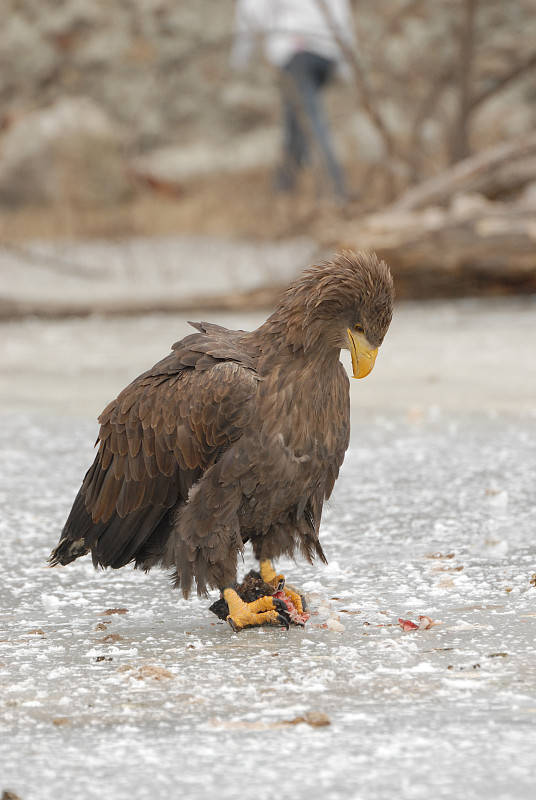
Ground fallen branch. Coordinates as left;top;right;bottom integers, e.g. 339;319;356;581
389;133;536;211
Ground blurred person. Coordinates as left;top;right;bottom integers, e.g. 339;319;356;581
231;0;356;203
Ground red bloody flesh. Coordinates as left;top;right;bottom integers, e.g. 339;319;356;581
274;590;310;625
399;618;419;631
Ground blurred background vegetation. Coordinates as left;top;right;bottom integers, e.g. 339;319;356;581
1;0;535;297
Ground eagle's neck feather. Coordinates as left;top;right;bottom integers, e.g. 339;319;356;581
246;312;339;378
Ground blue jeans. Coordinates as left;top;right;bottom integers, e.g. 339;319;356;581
278;51;347;200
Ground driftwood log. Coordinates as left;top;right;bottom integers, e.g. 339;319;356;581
389;133;536;212
322;136;536;298
325;202;536;298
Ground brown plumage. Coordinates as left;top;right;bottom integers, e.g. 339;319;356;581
50;251;394;614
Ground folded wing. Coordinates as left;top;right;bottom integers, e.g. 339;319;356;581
50;335;259;571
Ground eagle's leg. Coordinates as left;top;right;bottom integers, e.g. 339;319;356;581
223;588;289;632
259;559;306;615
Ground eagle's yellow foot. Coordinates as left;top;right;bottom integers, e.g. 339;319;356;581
223;588;289;633
259;559;307;616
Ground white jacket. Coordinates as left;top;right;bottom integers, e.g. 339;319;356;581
231;0;356;75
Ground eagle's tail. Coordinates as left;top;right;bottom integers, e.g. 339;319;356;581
49;489;91;566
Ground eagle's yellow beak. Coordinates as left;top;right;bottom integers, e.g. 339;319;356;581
347;328;378;379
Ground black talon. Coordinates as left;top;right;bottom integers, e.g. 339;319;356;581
300;595;307;612
273;599;291;627
226;616;240;633
276;613;290;630
277;578;285;591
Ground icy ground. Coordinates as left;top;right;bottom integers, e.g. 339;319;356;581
1;300;536;799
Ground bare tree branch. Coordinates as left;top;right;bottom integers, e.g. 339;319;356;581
314;0;399;197
448;0;479;164
390;131;536;211
471;49;536;111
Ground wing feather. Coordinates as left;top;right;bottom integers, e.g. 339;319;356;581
53;328;260;571
66;349;259;563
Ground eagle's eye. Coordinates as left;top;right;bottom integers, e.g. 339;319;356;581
354;323;364;334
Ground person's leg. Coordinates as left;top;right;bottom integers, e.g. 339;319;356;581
277;59;310;191
288;52;347;201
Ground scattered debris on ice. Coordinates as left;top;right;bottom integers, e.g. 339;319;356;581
211;710;330;730
399;616;442;631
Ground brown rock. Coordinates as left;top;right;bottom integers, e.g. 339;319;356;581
0;97;130;207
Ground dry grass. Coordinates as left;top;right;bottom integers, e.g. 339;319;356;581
0;163;376;244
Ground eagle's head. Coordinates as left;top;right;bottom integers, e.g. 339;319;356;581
277;250;395;379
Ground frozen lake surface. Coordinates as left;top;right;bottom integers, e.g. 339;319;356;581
1;300;536;799
2;413;535;800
